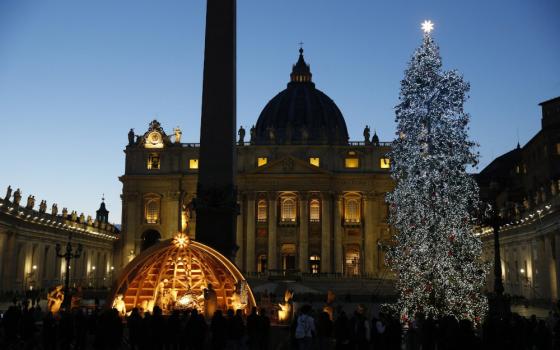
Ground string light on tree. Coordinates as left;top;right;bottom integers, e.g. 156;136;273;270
385;20;488;324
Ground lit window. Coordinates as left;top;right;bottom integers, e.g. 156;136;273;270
147;154;160;170
344;198;360;223
556;143;560;155
309;199;320;222
515;165;520;174
189;159;199;169
145;198;160;224
257;157;268;167
309;255;320;274
345;249;360;276
257;254;267;273
380;157;391;169
309;157;320;167
257;200;267;222
281;198;297;222
345;158;359;168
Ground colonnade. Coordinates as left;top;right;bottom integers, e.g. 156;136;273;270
237;191;386;275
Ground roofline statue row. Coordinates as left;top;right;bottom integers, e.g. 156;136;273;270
1;185;117;235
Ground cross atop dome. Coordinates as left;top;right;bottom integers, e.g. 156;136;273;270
290;46;312;83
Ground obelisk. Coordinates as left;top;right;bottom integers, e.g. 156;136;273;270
195;0;237;260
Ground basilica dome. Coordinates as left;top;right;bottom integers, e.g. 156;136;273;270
254;49;349;145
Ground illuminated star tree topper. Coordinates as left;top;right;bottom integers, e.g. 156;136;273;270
421;20;434;34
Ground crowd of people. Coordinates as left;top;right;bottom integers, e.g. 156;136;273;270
2;297;560;350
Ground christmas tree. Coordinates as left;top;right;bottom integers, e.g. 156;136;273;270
386;21;487;323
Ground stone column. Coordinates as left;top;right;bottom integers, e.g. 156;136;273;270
0;232;16;291
245;193;255;273
554;234;560;302
543;235;554;300
363;192;377;275
320;193;332;273
268;193;278;270
334;193;343;274
187;194;197;239
299;193;309;273
236;193;244;268
163;191;181;240
123;193;139;267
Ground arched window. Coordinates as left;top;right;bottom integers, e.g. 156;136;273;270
145;197;160;224
309;255;320;274
281;198;296;222
257;200;267;222
309;199;320;222
257;254;267;273
344;197;361;223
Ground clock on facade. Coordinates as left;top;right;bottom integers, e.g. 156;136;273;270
145;131;164;149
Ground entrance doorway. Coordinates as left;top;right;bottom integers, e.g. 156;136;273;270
281;244;296;271
345;247;361;276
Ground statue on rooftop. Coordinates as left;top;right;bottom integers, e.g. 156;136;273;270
128;128;135;145
62;207;68;218
250;125;256;145
4;185;12;201
39;200;47;213
79;213;85;223
71;211;78;221
363;125;371;145
52;203;58;216
238;125;245;146
13;189;21;206
26;195;35;210
174;127;182;144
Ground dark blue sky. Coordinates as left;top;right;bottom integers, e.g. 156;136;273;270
1;0;558;223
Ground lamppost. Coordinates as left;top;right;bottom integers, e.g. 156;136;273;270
56;236;83;308
486;201;511;318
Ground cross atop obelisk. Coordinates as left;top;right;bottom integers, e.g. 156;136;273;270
195;0;238;260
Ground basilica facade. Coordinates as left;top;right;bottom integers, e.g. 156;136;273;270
117;50;395;279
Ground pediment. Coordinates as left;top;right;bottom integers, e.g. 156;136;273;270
250;156;331;175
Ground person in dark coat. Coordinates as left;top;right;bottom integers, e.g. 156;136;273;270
246;307;259;350
334;310;352;350
211;310;228;350
151;306;166;350
187;309;208;350
127;308;142;350
316;311;333;350
257;308;271;350
42;311;58;350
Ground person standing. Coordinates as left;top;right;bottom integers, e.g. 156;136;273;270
295;305;315;350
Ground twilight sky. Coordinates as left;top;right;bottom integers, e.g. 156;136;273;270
0;0;558;224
